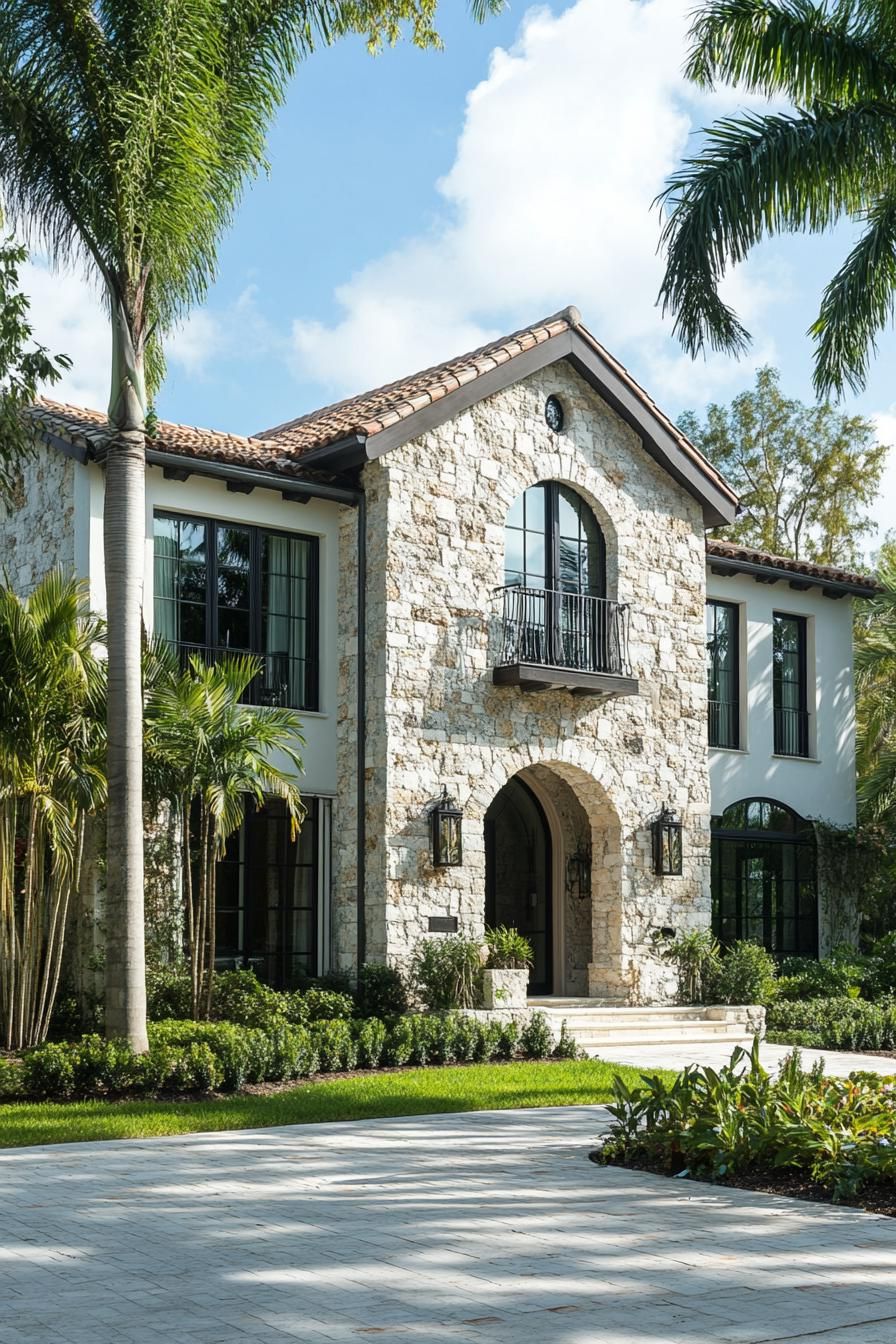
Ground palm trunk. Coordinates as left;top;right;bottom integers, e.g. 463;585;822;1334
103;302;149;1051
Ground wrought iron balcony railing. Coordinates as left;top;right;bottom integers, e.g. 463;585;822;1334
708;698;739;749
495;585;632;678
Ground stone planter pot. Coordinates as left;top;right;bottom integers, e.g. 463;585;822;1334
481;967;529;1010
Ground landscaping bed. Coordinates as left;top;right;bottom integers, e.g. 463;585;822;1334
591;1040;896;1215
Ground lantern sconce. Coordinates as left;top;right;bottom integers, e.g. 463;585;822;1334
651;805;683;877
430;787;463;867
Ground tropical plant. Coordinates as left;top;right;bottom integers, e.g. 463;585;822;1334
485;925;533;970
678;368;886;565
144;652;304;1018
411;935;485;1010
658;0;896;398
0;572;106;1049
0;0;502;1050
712;940;779;1005
0;232;69;497
657;927;721;1004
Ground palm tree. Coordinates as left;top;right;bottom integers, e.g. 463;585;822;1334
657;0;896;398
0;572;106;1050
145;652;304;1018
0;0;502;1049
856;551;896;823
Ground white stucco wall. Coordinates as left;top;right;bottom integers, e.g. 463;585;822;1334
706;569;857;826
79;462;342;797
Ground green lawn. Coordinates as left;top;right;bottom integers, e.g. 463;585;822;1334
0;1058;662;1149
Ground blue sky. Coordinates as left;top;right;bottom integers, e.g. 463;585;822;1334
22;0;896;542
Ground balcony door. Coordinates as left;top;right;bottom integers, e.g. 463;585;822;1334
485;776;552;995
503;482;607;670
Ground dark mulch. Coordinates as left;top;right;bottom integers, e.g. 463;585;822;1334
589;1151;896;1218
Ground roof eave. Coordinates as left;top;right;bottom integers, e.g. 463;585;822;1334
707;552;878;599
295;328;737;526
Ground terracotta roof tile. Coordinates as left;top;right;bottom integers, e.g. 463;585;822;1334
255;306;737;505
707;538;879;593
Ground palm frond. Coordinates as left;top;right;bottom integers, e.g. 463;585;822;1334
686;0;896;103
657;102;896;357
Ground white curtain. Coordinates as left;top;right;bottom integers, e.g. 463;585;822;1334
265;536;308;707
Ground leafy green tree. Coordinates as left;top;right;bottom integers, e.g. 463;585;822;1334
657;0;896;397
0;572;106;1050
144;651;304;1018
0;233;69;497
680;367;888;564
856;541;896;823
0;0;501;1050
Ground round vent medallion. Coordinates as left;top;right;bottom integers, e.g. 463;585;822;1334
545;395;564;433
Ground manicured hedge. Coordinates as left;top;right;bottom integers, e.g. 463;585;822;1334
766;996;896;1051
2;1011;578;1102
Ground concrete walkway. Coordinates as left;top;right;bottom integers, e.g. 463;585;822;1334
594;1038;896;1079
3;1106;896;1344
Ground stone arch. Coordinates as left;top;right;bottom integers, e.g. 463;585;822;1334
475;755;625;999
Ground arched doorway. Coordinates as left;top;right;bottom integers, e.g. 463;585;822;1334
484;776;552;995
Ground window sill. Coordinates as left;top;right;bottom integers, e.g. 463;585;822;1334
771;753;820;764
709;745;748;756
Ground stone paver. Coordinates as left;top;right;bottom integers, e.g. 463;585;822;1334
2;1106;896;1343
595;1039;895;1079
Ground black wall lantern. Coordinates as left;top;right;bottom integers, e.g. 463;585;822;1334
431;788;463;867
651;805;683;876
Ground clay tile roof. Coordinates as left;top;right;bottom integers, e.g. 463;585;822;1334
255;305;737;505
28;398;320;478
706;538;880;594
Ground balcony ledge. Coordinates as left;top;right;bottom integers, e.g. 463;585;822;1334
493;662;640;697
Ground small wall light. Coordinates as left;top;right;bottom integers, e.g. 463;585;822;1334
430;787;463;867
651;805;683;877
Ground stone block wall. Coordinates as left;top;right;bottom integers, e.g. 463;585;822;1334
0;438;77;590
353;359;713;1003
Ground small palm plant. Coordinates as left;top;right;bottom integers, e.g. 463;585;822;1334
145;651;304;1018
0;572;106;1049
485;925;534;970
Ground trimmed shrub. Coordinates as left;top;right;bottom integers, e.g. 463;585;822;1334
149;1021;271;1090
777;954;863;1001
0;1055;24;1099
767;996;896;1051
382;1017;414;1067
355;1018;387;1069
472;1020;504;1063
286;988;355;1025
211;971;286;1030
355;964;409;1019
21;1042;77;1098
553;1021;581;1060
710;941;778;1006
146;964;193;1021
451;1015;481;1063
495;1019;519;1061
311;1019;357;1072
520;1012;554;1059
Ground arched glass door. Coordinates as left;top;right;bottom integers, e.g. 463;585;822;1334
484;776;552;995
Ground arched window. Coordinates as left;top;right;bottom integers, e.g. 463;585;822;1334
501;483;616;674
711;798;817;958
504;482;605;597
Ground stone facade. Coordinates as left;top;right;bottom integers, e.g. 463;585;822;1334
0;438;77;590
354;360;713;1004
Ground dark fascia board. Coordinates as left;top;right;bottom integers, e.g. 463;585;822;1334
708;552;876;599
293;330;737;527
35;426;362;508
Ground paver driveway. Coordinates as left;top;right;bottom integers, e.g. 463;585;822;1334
3;1105;896;1344
594;1040;894;1079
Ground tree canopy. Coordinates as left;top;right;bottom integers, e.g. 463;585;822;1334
679;366;888;564
657;0;896;397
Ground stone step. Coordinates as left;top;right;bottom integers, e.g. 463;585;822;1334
573;1030;754;1048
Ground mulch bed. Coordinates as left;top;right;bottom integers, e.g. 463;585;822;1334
589;1151;896;1218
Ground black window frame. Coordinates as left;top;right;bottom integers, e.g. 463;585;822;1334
153;510;320;712
706;599;740;749
711;797;818;959
504;481;606;598
773;612;809;758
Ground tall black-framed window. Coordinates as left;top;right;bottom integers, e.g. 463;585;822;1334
214;797;321;987
773;613;809;757
711;798;818;958
153;512;319;711
504;482;605;596
706;600;739;748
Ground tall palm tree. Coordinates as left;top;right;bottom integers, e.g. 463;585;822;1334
0;0;502;1049
0;572;106;1050
145;652;304;1017
657;0;896;398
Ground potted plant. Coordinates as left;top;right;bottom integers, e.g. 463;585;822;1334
481;926;533;1009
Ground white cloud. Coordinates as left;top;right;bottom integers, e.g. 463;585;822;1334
19;260;108;410
290;0;780;400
